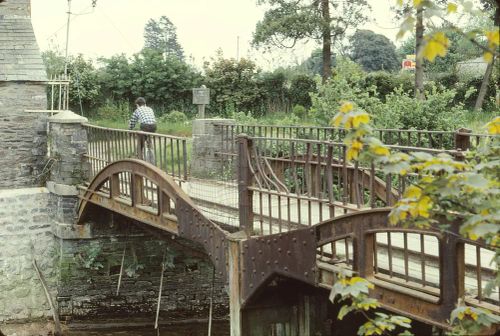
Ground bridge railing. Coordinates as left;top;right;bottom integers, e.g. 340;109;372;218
236;134;467;236
83;124;189;183
315;209;499;328
217;123;493;154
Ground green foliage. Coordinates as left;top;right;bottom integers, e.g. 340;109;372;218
99;49;201;115
259;68;288;113
76;242;104;271
231;111;258;124
364;71;414;100
289;74;317;108
203;53;264;116
310;57;380;125
311;57;468;131
297;48;336;76
449;302;500;335
144;16;184;60
329;273;413;336
292;104;307;119
253;0;371;80
96;100;130;121
370;86;468;131
41;51;101;114
159;110;188;123
349;30;400;72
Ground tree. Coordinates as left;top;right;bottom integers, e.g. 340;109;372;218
98;54;133;102
203;52;264;116
42;51;101;114
98;49;201;114
349;30;400;72
253;0;370;81
298;48;336;76
475;0;500;111
144;16;184;60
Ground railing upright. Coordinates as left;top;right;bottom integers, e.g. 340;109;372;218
237;134;254;237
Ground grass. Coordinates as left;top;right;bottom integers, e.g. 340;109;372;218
90;118;193;137
462;109;499;133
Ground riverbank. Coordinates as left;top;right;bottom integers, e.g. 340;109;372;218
1;318;229;336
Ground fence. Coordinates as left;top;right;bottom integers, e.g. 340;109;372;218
235;134;467;236
217;124;494;154
84;124;189;183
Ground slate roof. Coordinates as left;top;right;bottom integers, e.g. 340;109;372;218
0;0;47;81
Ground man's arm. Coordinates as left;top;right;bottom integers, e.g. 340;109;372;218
128;110;139;130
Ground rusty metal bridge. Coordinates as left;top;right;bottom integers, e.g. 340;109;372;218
77;123;498;335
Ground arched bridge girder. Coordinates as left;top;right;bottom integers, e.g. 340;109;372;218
77;159;228;278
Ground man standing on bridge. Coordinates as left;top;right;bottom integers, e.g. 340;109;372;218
129;97;157;162
129;97;157;133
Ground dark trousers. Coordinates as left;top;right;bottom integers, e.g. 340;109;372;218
137;123;157;160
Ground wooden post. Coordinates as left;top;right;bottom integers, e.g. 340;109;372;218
353;222;374;278
440;230;465;320
454;128;471;151
237;134;253;237
228;239;243;336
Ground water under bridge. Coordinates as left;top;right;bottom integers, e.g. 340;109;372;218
76;123;498;335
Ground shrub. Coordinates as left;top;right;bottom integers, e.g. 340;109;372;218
231;111;257;124
292;104;308;119
370;86;467;131
159;110;188;123
96;100;130;121
289;74;317;108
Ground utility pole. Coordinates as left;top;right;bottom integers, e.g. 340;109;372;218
64;0;72;76
236;36;240;61
63;0;98;76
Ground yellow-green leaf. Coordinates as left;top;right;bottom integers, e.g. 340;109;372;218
447;3;458;13
421;32;449;62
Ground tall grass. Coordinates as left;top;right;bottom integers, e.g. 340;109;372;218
89;118;192;137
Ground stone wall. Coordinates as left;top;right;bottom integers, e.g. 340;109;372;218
56;220;229;321
191;119;235;178
0;82;48;189
0;189;229;323
0;187;56;322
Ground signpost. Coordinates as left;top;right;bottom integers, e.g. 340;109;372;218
193;85;210;118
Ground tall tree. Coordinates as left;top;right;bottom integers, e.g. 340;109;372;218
144;16;184;60
475;0;500;111
349;30;400;72
253;0;370;81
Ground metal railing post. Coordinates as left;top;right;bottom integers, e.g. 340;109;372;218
237;134;254;237
454;128;471;151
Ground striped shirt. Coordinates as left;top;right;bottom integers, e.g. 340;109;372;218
129;106;156;130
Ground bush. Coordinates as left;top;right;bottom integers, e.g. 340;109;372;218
310;58;380;125
371;86;467;131
289;74;317;108
96;100;130;121
364;71;414;101
159;110;188;123
292;104;308;119
231;111;257;124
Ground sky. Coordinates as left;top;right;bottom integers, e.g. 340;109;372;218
31;0;401;70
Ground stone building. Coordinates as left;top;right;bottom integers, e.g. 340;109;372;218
0;0;48;189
